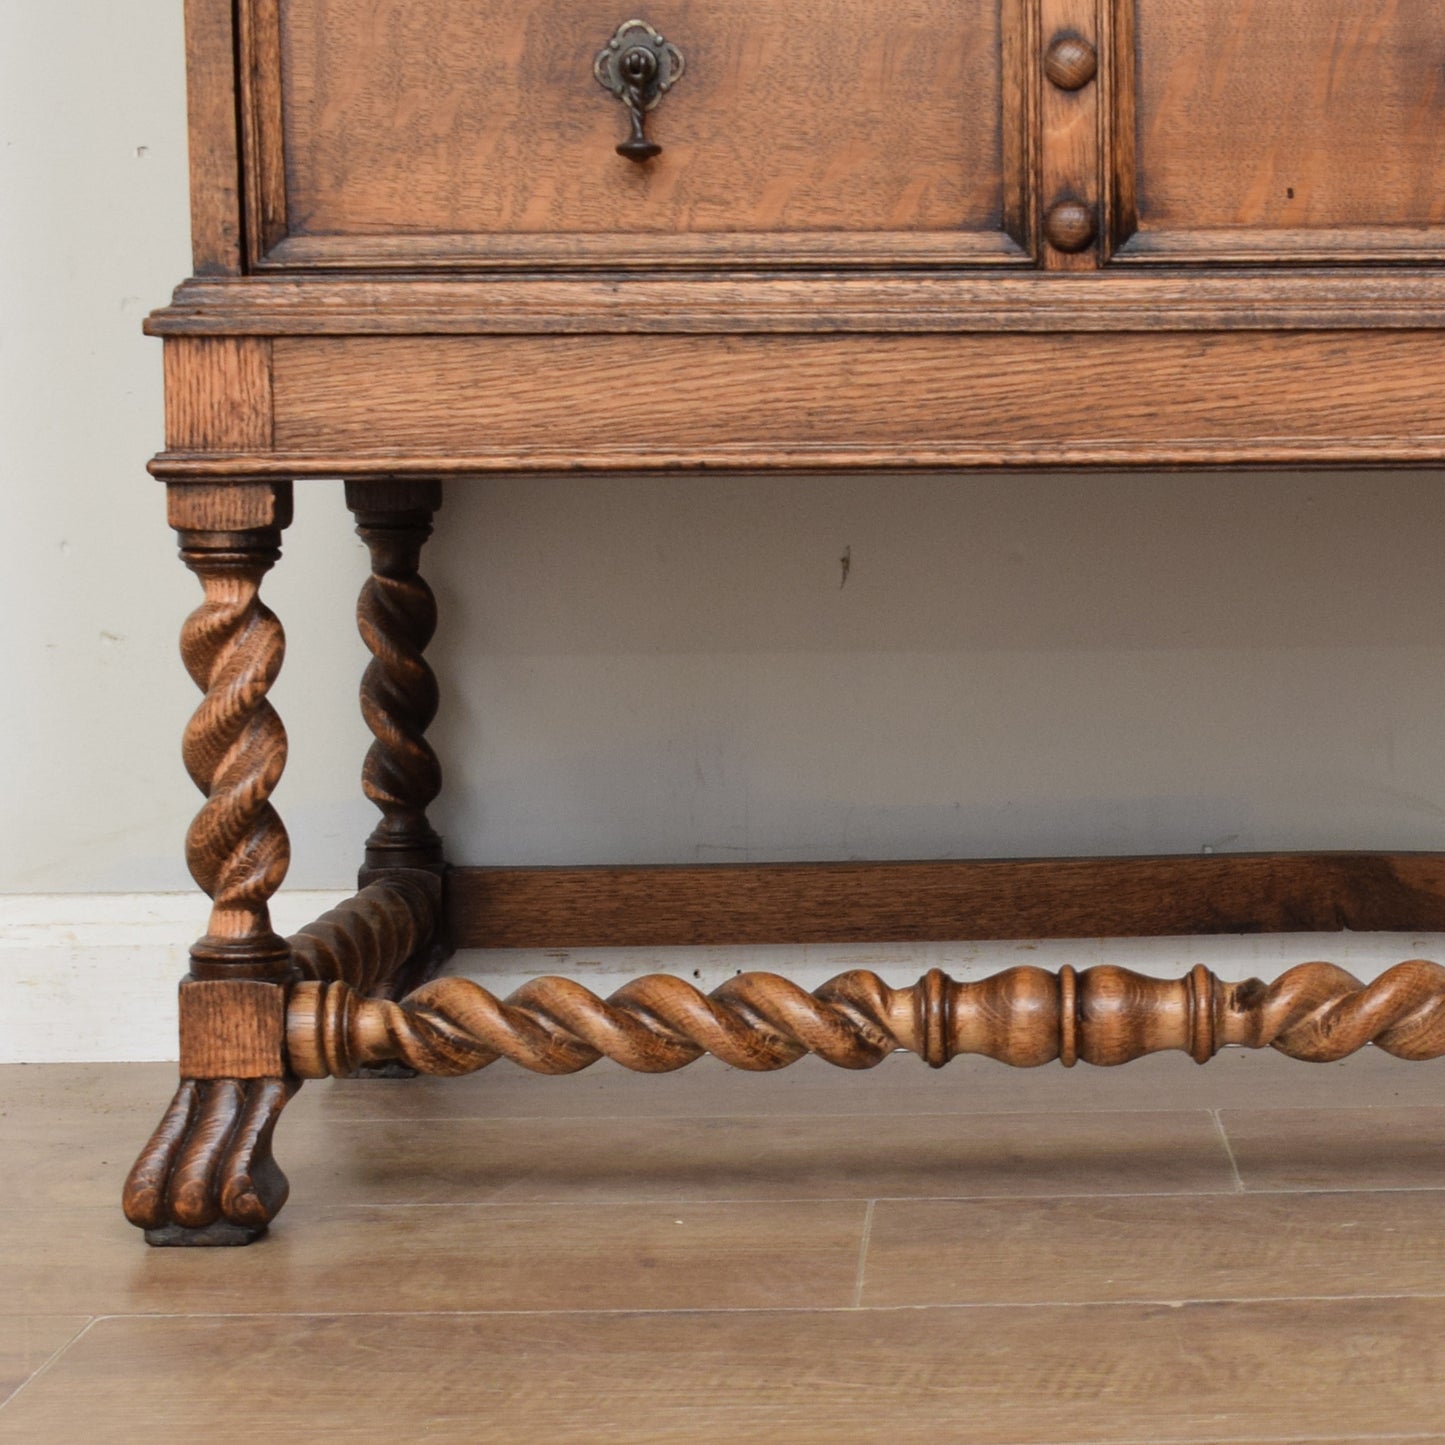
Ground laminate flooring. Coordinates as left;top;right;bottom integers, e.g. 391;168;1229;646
3;1047;1444;1443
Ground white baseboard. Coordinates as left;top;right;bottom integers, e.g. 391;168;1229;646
0;892;348;1063
4;891;1444;1064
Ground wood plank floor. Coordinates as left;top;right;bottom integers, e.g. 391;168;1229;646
3;1048;1445;1442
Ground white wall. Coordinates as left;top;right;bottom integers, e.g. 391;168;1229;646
5;3;1445;1059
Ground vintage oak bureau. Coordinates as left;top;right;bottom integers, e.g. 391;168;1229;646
126;0;1445;1243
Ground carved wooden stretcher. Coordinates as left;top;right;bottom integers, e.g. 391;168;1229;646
125;0;1445;1243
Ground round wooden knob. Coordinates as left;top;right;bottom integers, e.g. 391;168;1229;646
1044;35;1098;91
1044;200;1097;253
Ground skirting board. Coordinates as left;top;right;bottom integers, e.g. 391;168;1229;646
4;891;1445;1063
0;892;347;1064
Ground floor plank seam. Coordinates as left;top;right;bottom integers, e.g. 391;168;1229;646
280;1099;1445;1125
16;1179;1445;1225
273;1183;1445;1209
82;1290;1445;1324
996;1433;1445;1445
0;1318;97;1416
850;1199;875;1308
957;1434;1445;1445
38;1100;1445;1128
17;1182;1445;1222
1211;1107;1247;1192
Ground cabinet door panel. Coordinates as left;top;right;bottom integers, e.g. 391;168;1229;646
248;0;1031;270
1118;0;1445;263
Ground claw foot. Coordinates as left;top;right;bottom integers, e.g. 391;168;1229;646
123;1076;295;1246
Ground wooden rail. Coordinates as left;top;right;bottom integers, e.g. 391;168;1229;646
446;853;1445;949
287;959;1445;1079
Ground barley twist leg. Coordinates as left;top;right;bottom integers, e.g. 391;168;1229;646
126;482;298;1246
346;479;444;873
176;511;293;977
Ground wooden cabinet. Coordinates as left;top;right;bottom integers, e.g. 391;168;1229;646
124;0;1445;1246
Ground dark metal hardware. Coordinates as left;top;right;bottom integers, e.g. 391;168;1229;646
594;19;685;163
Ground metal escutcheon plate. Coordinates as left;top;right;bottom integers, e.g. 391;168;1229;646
594;19;685;110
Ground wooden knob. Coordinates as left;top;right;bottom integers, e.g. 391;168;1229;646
1044;200;1097;253
1044;35;1098;91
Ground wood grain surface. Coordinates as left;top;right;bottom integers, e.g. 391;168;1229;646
1126;0;1445;260
181;0;1445;272
163;339;272;452
272;1108;1235;1207
258;0;1021;268
863;1190;1445;1307
269;330;1445;462
1039;0;1099;269
237;0;286;260
17;1057;1445;1438
176;979;287;1079
164;480;291;535
182;0;244;274
146;271;1445;336
0;1318;88;1413
1221;1105;1445;1194
8;1300;1445;1443
447;853;1445;948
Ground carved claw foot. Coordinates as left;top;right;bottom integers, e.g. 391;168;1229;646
123;1076;295;1246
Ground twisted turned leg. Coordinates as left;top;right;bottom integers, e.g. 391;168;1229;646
124;482;298;1246
288;875;440;995
345;478;445;877
287;959;1445;1078
344;480;450;1017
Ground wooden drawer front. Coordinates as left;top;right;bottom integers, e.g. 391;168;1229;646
247;0;1030;269
1117;0;1445;263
